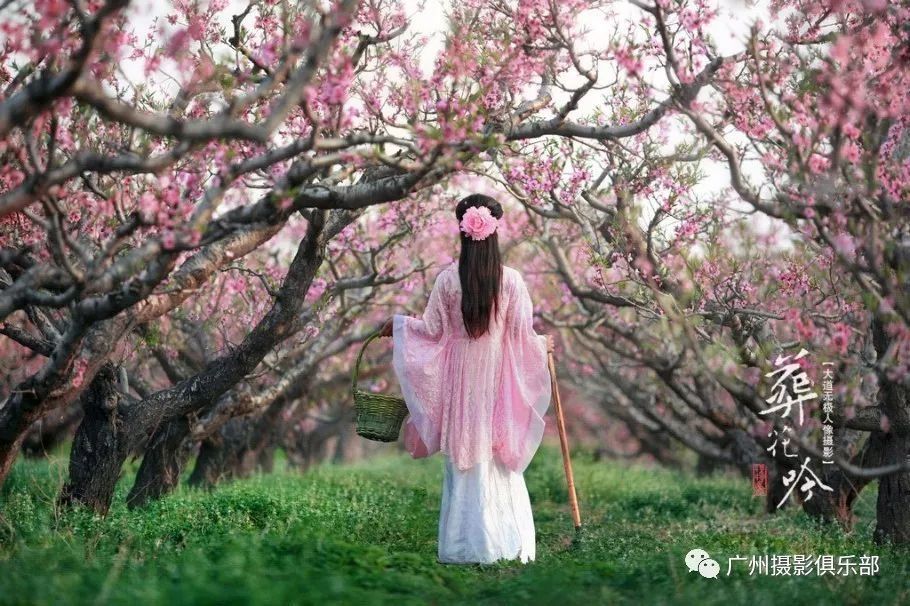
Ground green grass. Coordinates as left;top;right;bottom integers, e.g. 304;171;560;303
1;443;907;605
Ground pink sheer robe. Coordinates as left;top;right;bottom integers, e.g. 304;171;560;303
391;262;551;474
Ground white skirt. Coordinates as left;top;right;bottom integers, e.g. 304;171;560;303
437;455;536;564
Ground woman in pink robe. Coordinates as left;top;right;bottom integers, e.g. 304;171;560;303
379;194;553;565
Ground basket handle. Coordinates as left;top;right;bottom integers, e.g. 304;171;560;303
351;329;384;394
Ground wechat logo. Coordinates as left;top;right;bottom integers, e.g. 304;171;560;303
685;548;720;579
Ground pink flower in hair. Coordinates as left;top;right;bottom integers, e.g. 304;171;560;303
459;205;498;241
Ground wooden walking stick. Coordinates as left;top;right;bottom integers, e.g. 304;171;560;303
548;350;582;531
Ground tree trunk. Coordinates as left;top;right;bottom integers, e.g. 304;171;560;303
21;404;83;458
126;416;192;509
624;421;683;469
186;401;289;487
766;460;796;513
801;431;883;529
187;419;250;488
695;453;721;476
0;392;48;488
58;364;130;514
186;437;226;489
52;212;333;509
256;446;275;474
873;428;910;544
726;429;765;477
283;410;347;470
235;399;287;475
870;315;910;545
800;469;866;528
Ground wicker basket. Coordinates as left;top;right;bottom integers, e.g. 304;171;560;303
351;330;409;442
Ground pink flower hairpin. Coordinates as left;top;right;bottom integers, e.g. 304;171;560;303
459;206;499;241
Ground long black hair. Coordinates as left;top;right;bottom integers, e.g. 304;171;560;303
455;194;503;339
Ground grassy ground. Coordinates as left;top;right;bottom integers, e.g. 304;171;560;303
1;443;907;606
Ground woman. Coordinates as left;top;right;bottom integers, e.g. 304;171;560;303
379;193;554;565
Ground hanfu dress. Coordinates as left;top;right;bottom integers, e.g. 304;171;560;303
392;262;551;564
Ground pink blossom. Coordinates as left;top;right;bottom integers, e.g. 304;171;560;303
70;359;88;389
861;0;887;12
831;322;851;356
614;48;643;76
459;206;498;241
880;414;891;433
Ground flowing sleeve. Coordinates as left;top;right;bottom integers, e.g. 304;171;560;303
494;271;552;473
392;271;449;459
